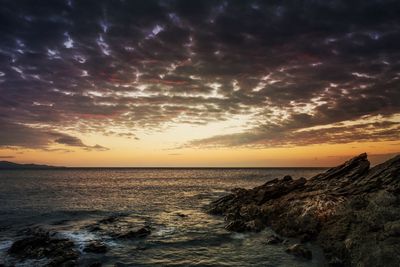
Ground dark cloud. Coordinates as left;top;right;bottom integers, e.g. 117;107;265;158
0;119;107;151
0;0;399;149
52;133;109;151
188;120;400;148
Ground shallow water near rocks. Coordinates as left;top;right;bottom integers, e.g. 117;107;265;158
0;168;326;266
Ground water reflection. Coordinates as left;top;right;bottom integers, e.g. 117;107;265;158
0;168;326;266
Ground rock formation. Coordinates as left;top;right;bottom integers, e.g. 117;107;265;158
7;228;79;266
207;153;400;266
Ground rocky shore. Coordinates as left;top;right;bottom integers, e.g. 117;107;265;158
207;153;400;266
2;216;153;267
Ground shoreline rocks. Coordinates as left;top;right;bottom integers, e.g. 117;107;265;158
207;153;400;266
5;214;153;266
115;226;152;239
7;228;79;266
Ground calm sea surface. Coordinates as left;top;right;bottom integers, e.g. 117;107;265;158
0;168;326;266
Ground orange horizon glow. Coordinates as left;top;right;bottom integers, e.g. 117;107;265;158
2;140;399;168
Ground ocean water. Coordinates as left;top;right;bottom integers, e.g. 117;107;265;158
0;168;326;266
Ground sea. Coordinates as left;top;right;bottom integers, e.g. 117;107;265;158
0;168;327;267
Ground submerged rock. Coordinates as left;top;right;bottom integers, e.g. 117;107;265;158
175;212;188;218
98;215;119;224
116;226;151;239
265;234;284;245
286;244;313;260
86;224;102;233
207;153;400;266
136;241;148;250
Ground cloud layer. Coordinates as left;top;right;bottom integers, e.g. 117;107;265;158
0;0;399;150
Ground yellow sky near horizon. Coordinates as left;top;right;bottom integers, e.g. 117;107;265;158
2;112;399;167
2;139;399;167
1;112;399;167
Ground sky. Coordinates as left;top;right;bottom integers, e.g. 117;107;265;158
0;0;399;167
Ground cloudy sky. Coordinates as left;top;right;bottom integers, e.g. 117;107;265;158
0;0;399;166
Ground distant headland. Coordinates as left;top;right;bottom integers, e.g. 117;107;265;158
0;161;65;170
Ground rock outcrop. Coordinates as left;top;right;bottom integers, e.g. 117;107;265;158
207;153;400;266
8;228;79;266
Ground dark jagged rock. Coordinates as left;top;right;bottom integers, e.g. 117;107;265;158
8;228;78;266
286;244;313;260
86;224;102;232
175;212;188;218
116;226;151;239
207;153;400;266
83;241;108;253
225;220;247;232
265;234;284;245
98;215;119;224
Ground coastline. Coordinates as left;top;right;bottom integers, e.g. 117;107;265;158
207;153;400;266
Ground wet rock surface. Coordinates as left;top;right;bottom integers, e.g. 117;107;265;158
286;244;313;260
265;234;284;245
7;228;79;266
83;241;108;254
115;226;152;239
4;213;154;266
207;153;400;266
84;213;153;241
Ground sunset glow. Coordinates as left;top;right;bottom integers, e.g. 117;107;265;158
0;1;399;167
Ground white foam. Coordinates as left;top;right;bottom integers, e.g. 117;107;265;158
15;258;49;267
231;233;248;240
59;230;97;251
153;226;176;237
211;189;227;193
0;240;12;251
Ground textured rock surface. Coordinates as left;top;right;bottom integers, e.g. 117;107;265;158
114;226;152;239
207;153;400;266
83;241;108;254
8;228;79;266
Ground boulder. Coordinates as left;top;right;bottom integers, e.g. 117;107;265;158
83;241;108;253
175;212;188;218
116;226;151;239
265;234;284;245
282;175;293;182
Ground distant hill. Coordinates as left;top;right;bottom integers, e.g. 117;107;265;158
0;161;65;170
